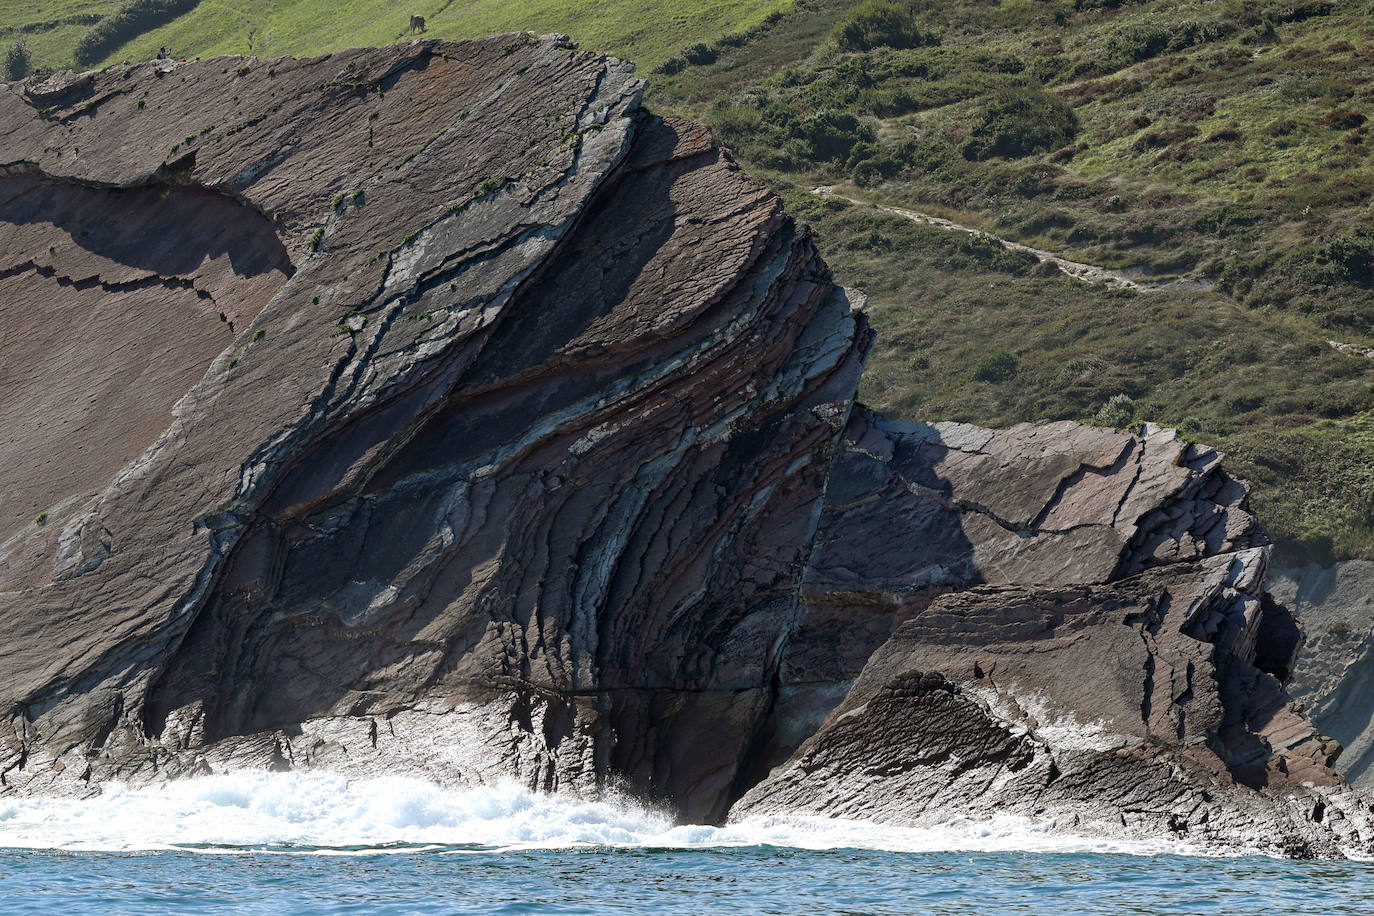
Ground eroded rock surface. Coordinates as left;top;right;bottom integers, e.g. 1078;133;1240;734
0;39;1369;854
0;38;868;822
735;411;1374;856
1274;561;1374;787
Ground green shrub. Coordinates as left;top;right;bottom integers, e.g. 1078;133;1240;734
834;1;934;52
961;88;1078;160
3;39;31;82
797;109;874;162
1106;23;1170;63
973;349;1019;382
1296;228;1374;289
1168;19;1224;52
682;42;717;65
852;153;904;186
1094;393;1136;428
74;0;201;67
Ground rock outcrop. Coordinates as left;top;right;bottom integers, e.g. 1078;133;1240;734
0;37;869;823
1274;561;1374;788
1;38;1370;854
734;411;1373;856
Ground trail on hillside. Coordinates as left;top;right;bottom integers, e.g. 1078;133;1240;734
811;186;1215;293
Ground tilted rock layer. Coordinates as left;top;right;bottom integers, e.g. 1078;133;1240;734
1273;561;1374;788
0;38;1370;854
737;412;1372;855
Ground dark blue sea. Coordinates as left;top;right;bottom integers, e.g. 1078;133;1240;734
3;773;1371;914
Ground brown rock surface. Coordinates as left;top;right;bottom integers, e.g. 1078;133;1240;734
736;409;1373;855
0;39;1368;854
0;38;868;822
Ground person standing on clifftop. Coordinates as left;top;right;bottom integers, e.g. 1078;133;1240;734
156;47;168;60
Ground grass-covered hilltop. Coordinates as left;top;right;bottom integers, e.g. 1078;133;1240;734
3;0;1372;561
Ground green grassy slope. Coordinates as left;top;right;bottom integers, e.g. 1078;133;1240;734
2;0;1371;559
3;0;790;73
1;0;111;74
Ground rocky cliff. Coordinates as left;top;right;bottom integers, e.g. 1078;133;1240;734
1;37;1370;855
735;412;1372;855
1274;561;1374;789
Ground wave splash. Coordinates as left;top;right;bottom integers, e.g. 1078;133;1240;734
0;771;1191;855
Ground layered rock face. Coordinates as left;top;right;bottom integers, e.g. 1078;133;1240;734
734;411;1374;855
1273;561;1374;788
0;37;868;822
0;38;1370;853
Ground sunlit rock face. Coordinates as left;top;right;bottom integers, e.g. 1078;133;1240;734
737;414;1372;857
1;37;1371;855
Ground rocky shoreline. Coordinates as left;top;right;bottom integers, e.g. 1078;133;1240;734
2;37;1371;856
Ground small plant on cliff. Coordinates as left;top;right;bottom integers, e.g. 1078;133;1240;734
973;349;1019;382
308;227;323;252
3;39;31;82
1094;394;1137;429
34;512;48;525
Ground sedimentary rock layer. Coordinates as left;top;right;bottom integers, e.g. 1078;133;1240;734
1274;561;1374;787
735;411;1374;856
0;38;868;822
0;38;1369;854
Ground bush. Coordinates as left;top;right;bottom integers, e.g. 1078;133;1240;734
852;153;904;186
796;109;874;162
74;0;201;67
1297;228;1374;289
3;39;31;82
973;349;1019;382
834;1;934;52
1106;23;1171;63
1094;394;1137;428
1320;109;1368;130
682;42;717;66
961;88;1078;160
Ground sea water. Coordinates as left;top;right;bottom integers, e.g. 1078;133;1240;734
2;772;1371;914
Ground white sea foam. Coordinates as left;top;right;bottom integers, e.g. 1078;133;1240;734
0;771;1196;855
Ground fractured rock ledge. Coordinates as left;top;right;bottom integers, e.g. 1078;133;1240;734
736;411;1373;856
1;38;1371;855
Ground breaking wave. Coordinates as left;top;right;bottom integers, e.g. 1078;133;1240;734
0;771;1195;855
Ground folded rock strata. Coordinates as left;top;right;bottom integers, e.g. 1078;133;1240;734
0;37;869;823
0;38;1370;854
